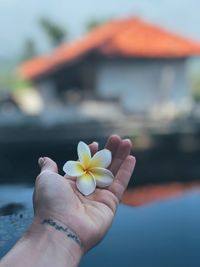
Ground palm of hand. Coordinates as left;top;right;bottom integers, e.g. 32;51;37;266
34;135;135;251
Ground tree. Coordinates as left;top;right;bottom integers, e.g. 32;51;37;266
22;38;37;60
39;17;67;48
86;19;104;32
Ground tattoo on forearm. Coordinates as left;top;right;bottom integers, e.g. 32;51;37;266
42;218;83;248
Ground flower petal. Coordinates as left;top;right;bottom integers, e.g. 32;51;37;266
90;149;112;168
76;173;96;196
78;141;91;168
91;167;114;188
63;161;85;176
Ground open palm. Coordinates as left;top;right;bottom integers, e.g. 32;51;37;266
33;135;136;252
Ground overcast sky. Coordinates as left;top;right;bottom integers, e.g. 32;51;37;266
0;0;200;58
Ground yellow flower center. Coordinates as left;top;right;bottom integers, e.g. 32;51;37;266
84;167;91;174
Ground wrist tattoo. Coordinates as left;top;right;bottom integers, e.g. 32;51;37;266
42;218;83;248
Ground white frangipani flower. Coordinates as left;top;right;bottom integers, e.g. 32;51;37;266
63;141;114;196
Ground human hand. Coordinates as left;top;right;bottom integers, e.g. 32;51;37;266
33;135;136;252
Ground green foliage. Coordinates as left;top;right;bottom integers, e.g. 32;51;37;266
21;39;37;61
86;18;106;31
0;73;32;92
39;17;67;47
191;74;200;102
11;78;32;91
87;19;102;31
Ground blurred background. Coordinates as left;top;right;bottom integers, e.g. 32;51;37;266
1;0;200;266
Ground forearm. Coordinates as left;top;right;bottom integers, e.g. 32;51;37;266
1;217;83;267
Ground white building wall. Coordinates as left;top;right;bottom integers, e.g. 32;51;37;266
37;80;58;109
96;59;188;112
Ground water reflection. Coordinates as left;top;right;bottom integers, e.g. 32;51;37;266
123;181;200;206
82;193;200;267
1;183;200;266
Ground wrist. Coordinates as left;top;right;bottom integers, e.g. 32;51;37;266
24;216;84;266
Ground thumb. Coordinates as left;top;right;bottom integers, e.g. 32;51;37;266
38;157;58;173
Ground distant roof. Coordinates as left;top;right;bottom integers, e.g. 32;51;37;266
19;17;200;80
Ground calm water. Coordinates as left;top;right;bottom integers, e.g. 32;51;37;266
1;185;200;267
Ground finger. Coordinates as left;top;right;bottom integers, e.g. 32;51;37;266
64;174;76;181
89;141;99;156
38;157;58;174
109;139;132;176
108;155;136;201
105;134;121;157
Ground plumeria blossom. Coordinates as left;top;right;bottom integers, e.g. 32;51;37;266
63;141;114;196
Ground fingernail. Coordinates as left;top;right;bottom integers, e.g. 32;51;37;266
124;138;132;144
38;157;45;167
92;141;98;146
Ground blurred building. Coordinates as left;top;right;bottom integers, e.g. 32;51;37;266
0;91;22;115
19;18;200;113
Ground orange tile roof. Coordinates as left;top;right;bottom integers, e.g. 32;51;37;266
122;181;200;206
19;17;200;80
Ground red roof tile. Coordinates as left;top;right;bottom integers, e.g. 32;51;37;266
19;18;200;80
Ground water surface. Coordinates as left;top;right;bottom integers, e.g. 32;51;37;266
1;185;200;267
